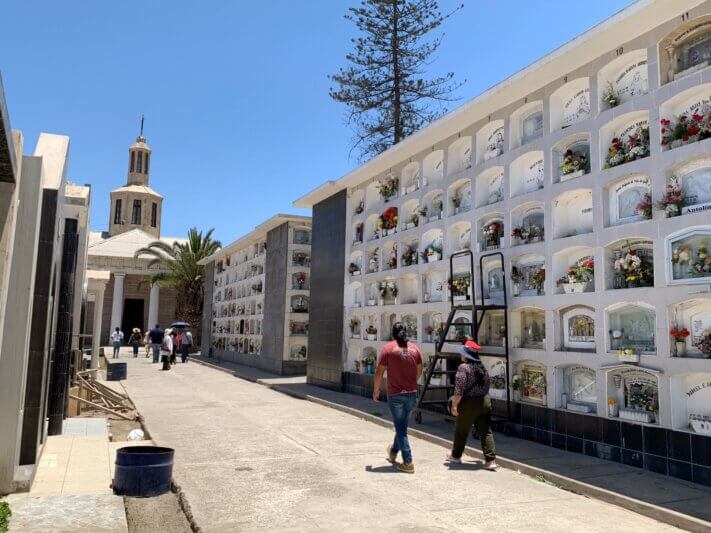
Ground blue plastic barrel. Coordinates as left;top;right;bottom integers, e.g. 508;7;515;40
106;361;127;381
113;446;174;497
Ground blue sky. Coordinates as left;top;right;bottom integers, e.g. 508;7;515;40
3;0;629;243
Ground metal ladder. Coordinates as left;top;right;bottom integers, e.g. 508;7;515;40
414;250;511;423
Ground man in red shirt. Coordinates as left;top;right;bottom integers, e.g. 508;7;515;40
373;322;423;473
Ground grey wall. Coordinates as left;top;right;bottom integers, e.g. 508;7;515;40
200;259;214;356
261;223;288;374
307;190;347;390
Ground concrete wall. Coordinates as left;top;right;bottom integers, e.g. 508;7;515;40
200;260;214;355
261;223;288;374
307;190;347;390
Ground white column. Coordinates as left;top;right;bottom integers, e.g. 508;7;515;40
110;273;125;331
147;283;160;328
91;285;105;369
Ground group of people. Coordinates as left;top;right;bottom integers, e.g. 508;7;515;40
373;322;497;474
110;324;193;367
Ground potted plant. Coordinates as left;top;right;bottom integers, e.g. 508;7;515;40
694;328;711;359
511;375;521;402
670;326;689;356
601;81;620;109
607;397;619;417
366;325;377;341
656;178;686;218
350;318;361;339
365;354;377;374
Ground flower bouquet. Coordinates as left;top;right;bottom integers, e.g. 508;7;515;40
604;127;650;168
694;329;711;358
483;221;502;249
448;274;471;301
511;224;543;244
401;244;418;266
636;193;653;219
424;325;434;342
386;245;398;270
661;112;711;150
614;243;651;288
423;243;442;263
560;149;588;179
378;176;399;202
601;81;620;108
688;244;711;278
670;326;690;356
366;324;378;341
354;199;364;215
379;207;398;235
655;178;686;218
378;280;398;300
348;262;361;276
532;268;545;295
556;257;594;293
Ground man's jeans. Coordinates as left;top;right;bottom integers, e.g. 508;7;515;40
387;392;417;464
112;341;121;358
151;343;161;363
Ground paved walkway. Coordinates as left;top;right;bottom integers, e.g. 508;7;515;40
120;356;685;532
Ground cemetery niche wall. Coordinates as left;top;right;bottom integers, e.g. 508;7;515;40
604;366;660;425
557;364;598;413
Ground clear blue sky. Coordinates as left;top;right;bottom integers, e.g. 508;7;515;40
3;0;630;243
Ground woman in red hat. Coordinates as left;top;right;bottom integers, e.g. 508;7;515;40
446;339;497;470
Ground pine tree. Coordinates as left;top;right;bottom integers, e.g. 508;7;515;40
330;0;464;161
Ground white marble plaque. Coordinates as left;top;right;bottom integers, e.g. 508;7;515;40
562;88;590;128
523;159;544;193
615;60;648;101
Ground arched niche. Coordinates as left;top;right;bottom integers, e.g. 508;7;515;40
449;269;472;304
361;346;378;371
670;373;711;433
421;229;443;264
482;358;507;400
423;311;443;344
606;173;650;227
400;236;419;267
348;251;363;277
476;120;505;163
511;307;545;349
422;270;446;303
670;298;711;358
379;206;398;237
448;178;471;215
550;78;591;130
605;238;654;290
347;281;363;309
366;246;379;274
365;181;381;209
401;313;418;341
510;151;544;198
293;227;311;245
477;214;504;252
400;199;420;230
479;309;506;347
364;213;380;242
379;278;398;307
289;319;308;337
452;311;474;341
510;101;544;148
476;166;504;207
667;226;711;285
511;253;545;297
606;302;656;356
482;256;505;304
290;295;309;313
447;221;471;254
351;189;365;217
660;15;711;85
380;311;398;340
514;360;547;404
364;313;378;338
659;83;711;151
597;49;648;109
672;157;711;215
422;150;444;185
559;305;596;352
556;364;597;413
552;189;593;239
552;246;594;294
401;161;421;195
352;220;364;245
604;365;660;424
600;111;650;169
511;202;544;246
365;283;378;307
553;133;590;183
382;241;398;271
421;189;444;222
447;136;472;175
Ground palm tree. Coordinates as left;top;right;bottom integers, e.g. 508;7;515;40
135;227;221;344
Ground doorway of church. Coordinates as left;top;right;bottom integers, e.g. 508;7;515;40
121;298;145;337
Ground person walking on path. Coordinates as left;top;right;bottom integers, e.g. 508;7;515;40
144;331;151;358
170;330;178;365
161;328;174;370
128;328;142;358
373;322;422;474
446;340;498;471
110;327;124;358
180;328;193;363
149;324;164;364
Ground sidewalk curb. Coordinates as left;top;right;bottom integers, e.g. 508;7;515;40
192;357;711;533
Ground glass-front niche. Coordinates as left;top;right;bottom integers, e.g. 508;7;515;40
673;158;711;215
560;306;595;352
514;361;547;404
479;310;506;347
607;304;656;356
521;109;544;145
511;255;545;297
513;308;545;349
668;228;711;284
671;299;711;358
558;365;597;414
606;367;659;424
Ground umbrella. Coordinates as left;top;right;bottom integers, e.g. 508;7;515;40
171;321;190;329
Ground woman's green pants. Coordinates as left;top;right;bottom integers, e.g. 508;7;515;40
452;395;496;461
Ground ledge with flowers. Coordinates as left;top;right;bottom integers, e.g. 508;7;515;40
378;207;398;237
481;221;503;250
604;126;650;168
511;223;544;245
556;257;594;293
660;111;711;151
613;241;653;289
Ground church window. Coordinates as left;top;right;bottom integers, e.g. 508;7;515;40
130;152;135;173
145;153;150;174
137;152;143;174
151;203;157;227
132;200;142;224
113;199;122;224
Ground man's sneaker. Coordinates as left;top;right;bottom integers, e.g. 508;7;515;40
397;462;415;474
445;453;462;465
484;460;498;471
385;444;397;463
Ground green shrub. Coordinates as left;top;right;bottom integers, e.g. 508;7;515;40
0;499;10;532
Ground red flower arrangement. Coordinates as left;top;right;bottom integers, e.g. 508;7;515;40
661;112;711;148
670;327;690;342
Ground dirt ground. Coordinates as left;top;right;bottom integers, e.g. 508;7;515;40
124;492;192;533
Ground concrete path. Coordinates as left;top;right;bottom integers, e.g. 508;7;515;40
120;356;683;532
